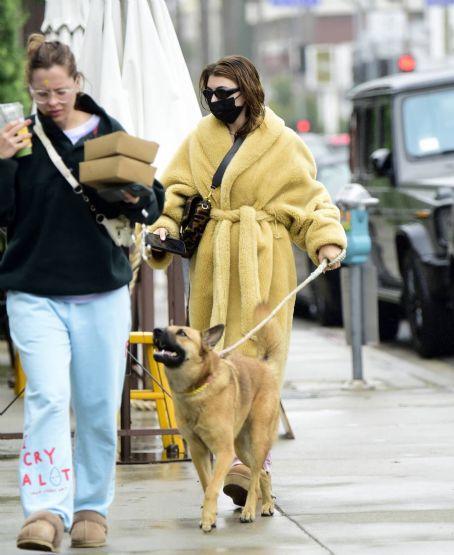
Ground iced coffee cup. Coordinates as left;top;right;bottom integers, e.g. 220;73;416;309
0;102;32;158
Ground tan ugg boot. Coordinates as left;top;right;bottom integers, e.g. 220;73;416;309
16;511;64;552
70;510;107;548
223;464;263;507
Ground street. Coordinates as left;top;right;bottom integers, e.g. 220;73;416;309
363;319;454;379
1;314;454;554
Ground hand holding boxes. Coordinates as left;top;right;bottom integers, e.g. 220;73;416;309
79;132;159;202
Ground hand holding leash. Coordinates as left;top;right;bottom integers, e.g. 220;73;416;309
318;244;344;272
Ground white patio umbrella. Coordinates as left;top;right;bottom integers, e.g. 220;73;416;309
75;0;199;327
43;0;201;175
41;0;90;60
78;0;135;135
42;0;199;319
78;0;201;175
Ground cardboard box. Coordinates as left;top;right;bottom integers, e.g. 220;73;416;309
84;131;159;164
79;155;156;186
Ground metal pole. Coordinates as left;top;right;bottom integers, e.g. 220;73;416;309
167;257;186;326
350;264;363;381
119;362;132;463
200;0;210;66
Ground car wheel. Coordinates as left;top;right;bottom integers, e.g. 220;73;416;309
402;250;452;357
378;301;400;342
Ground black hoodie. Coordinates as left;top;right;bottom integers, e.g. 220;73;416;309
0;94;164;295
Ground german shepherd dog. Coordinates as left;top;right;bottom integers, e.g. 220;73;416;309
153;304;283;532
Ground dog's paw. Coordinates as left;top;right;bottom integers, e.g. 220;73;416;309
239;507;256;523
199;519;216;533
200;502;218;532
261;500;275;517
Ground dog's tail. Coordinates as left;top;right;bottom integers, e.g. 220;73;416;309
254;302;284;377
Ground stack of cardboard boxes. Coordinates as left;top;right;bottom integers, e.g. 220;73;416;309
79;131;159;202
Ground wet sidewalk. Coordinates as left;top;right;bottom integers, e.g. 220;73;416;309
1;319;454;554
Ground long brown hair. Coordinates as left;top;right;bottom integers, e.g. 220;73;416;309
26;33;81;85
199;55;265;137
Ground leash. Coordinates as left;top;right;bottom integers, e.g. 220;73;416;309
127;349;173;398
218;249;346;358
0;347;173;417
0;388;25;416
0;250;345;414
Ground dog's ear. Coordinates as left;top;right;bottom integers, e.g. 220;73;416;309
201;324;225;349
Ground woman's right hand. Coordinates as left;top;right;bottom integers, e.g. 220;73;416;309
149;227;169;259
153;228;169;240
0;119;32;160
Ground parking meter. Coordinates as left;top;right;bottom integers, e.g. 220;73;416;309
334;184;378;386
335;183;378;265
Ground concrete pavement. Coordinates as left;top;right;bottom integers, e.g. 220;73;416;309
1;318;454;554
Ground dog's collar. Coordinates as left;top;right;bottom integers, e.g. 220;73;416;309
182;373;213;396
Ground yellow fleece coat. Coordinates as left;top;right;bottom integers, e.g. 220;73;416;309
146;107;347;384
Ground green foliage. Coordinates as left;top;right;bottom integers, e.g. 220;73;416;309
0;0;30;111
337;115;349;134
305;91;322;134
268;73;296;129
268;74;324;133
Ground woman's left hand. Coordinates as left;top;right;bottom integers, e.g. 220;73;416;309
317;244;343;271
122;191;140;204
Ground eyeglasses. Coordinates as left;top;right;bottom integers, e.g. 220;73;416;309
202;87;240;102
29;87;76;104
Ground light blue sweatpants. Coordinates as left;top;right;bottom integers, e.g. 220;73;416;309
6;287;131;530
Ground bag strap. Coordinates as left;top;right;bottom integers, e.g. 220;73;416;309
34;115;82;192
211;135;244;190
34;115;111;223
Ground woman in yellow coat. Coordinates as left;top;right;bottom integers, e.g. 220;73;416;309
146;55;347;503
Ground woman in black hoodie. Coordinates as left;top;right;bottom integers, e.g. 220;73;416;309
0;34;164;552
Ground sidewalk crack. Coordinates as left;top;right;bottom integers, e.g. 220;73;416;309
275;502;335;554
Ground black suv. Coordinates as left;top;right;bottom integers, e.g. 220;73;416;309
348;69;454;357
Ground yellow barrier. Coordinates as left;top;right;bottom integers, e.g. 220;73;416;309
129;331;185;456
12;333;186;456
14;351;26;397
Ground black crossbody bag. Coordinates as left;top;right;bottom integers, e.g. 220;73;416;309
146;135;244;258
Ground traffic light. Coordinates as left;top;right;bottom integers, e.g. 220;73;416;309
397;54;416;73
296;119;311;133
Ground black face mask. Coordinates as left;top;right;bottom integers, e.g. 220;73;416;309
208;97;244;124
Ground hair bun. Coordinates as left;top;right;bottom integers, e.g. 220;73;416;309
27;33;46;57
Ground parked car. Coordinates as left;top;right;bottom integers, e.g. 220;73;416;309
293;152;350;325
298;131;350;160
348;69;454;357
298;132;333;159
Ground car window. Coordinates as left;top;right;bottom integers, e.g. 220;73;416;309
402;87;454;158
353;96;393;182
363;105;376;173
378;102;392;151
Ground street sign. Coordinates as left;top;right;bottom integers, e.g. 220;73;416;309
269;0;320;6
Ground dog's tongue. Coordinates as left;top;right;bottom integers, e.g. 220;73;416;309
160;349;176;357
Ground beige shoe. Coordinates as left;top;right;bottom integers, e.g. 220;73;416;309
223;464;263;507
16;511;64;553
70;510;107;548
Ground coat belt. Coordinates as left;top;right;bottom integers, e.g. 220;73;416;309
209;206;274;350
210;207;272;223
